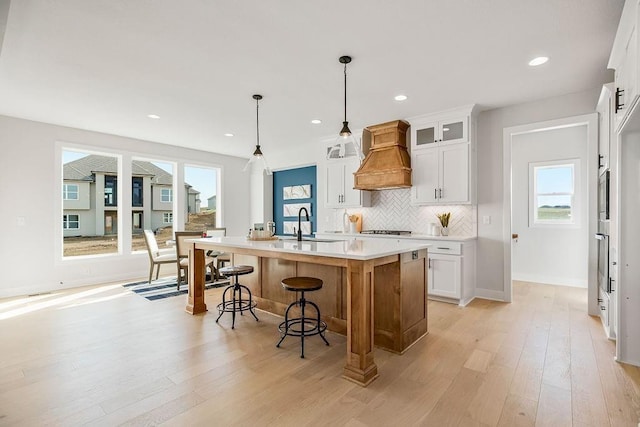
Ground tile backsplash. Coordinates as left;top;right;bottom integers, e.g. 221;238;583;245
326;188;477;236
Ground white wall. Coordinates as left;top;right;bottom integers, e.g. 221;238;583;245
0;115;250;298
476;88;600;298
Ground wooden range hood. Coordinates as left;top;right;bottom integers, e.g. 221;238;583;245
354;119;411;190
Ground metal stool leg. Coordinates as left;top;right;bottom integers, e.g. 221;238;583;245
216;285;233;323
277;300;296;348
300;292;306;358
308;300;330;346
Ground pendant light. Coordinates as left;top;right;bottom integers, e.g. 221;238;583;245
335;55;364;161
243;94;272;175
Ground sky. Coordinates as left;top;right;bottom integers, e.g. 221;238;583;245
62;150;218;208
536;164;573;207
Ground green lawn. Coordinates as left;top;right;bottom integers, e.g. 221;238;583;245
537;207;571;220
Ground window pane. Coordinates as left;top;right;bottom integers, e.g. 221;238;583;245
62;150;119;256
131;159;174;252
536;195;572;221
536;165;573;194
184;165;219;232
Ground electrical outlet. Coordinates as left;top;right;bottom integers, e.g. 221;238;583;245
482;215;491;225
17;216;26;226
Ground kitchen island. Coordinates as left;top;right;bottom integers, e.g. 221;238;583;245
186;236;429;386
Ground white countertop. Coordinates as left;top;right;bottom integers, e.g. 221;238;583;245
315;231;477;242
188;236;430;261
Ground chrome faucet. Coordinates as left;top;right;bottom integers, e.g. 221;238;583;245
297;207;309;241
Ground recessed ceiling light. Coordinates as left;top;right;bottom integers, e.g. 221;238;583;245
311;119;322;124
394;95;408;101
147;114;160;119
224;133;234;137
528;56;549;66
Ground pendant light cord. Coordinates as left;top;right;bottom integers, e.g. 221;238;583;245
343;62;348;122
256;97;260;148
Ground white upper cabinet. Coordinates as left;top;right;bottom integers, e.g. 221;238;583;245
322;136;371;209
609;0;639;131
409;105;477;205
412;116;468;150
597;83;614;173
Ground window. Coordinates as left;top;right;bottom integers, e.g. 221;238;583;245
63;184;79;200
104;175;117;206
62;149;119;257
163;212;173;224
184;165;219;230
63;214;79;229
529;160;579;226
132;177;143;207
161;188;172;202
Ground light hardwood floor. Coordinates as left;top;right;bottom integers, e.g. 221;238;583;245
0;280;639;426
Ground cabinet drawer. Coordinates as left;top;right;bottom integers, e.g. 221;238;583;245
429;242;461;255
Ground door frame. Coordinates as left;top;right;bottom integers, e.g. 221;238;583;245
502;113;598;315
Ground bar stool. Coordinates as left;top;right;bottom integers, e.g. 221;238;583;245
277;276;329;358
215;265;259;329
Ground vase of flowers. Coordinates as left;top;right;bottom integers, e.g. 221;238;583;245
436;212;451;236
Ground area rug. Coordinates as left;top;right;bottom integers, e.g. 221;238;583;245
123;276;230;301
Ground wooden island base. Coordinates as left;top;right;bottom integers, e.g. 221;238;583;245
187;239;428;386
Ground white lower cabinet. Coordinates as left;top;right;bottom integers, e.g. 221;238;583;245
424;240;475;306
428;253;460;300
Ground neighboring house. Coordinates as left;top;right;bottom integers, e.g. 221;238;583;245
187;186;200;214
207;195;216;210
62;155;198;237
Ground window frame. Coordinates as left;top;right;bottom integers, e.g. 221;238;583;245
132;177;143;207
528;159;581;228
63;214;79;230
63;183;79;200
163;212;173;224
161;188;173;203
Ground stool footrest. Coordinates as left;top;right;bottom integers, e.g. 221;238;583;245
217;299;257;313
278;318;327;338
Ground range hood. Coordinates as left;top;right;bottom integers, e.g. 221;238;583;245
354;120;411;190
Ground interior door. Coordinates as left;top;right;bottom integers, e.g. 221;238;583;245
511;125;588;287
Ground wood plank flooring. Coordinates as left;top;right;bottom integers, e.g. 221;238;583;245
0;280;639;426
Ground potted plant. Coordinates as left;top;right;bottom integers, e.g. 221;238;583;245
436;212;451;236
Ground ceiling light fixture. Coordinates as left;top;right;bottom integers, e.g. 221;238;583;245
528;56;549;66
337;55;364;160
394;95;408;101
147;114;160;119
243;94;271;175
311;119;322;124
224;133;234;137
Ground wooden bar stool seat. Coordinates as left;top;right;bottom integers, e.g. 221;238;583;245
215;265;258;329
276;276;329;358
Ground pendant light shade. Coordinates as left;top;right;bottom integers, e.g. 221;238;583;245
336;55;364;161
243;94;272;175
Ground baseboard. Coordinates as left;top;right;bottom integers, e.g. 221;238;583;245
512;273;587;288
474;288;506;302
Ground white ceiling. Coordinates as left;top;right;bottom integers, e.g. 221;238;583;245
0;0;624;159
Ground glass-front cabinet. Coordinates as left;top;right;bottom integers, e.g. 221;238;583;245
413;115;468;149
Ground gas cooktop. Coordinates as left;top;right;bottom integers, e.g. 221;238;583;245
360;230;412;235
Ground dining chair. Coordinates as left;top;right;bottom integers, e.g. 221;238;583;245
206;227;231;278
174;231;216;290
143;229;177;283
